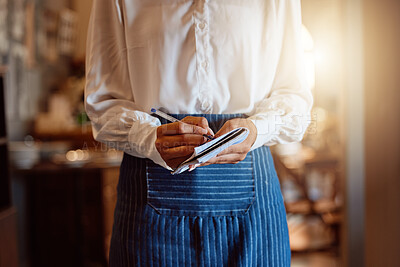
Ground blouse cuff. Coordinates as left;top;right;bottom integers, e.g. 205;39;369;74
248;117;273;151
147;128;173;171
126;118;173;171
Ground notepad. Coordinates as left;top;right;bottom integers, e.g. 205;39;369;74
172;127;249;175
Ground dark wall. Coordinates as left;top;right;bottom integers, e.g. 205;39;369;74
0;70;10;209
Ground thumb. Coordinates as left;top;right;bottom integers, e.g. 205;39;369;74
181;116;211;133
207;127;214;137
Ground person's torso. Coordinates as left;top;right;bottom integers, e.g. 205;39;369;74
121;0;286;114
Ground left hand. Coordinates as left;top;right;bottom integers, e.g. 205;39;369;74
198;118;257;167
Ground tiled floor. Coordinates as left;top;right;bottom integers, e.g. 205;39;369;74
291;252;341;267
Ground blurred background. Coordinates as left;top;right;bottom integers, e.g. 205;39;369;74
0;0;399;266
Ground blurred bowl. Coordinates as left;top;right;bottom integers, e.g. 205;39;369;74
8;141;41;169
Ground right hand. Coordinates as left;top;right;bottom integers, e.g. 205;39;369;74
155;116;213;169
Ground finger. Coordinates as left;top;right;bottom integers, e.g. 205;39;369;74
213;118;252;139
158;122;208;136
189;163;201;171
198;162;213;167
181;116;209;130
213;120;236;139
207;127;214;136
160;145;196;160
157;134;207;148
181;116;215;138
188;164;196;172
216;143;251;156
202;153;246;165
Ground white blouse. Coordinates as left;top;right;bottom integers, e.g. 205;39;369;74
85;0;313;169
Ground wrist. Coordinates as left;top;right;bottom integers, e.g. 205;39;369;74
246;118;258;147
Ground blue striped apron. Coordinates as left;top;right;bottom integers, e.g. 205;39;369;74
109;114;290;266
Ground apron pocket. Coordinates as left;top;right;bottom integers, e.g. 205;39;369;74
146;152;255;217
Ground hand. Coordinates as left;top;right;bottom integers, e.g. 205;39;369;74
200;118;257;166
155;116;214;169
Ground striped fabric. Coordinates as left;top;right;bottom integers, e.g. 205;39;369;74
146;152;255;217
109;114;290;266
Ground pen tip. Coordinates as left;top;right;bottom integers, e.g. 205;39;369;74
151;108;156;113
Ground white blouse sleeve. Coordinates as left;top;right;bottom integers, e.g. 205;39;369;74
84;0;170;169
248;0;313;149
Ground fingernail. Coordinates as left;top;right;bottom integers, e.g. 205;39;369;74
208;127;214;135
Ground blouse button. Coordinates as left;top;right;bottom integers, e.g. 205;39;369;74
198;22;206;30
201;60;209;70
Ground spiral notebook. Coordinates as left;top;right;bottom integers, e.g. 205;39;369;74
172;127;249;175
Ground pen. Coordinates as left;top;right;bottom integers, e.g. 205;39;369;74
151;108;214;140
